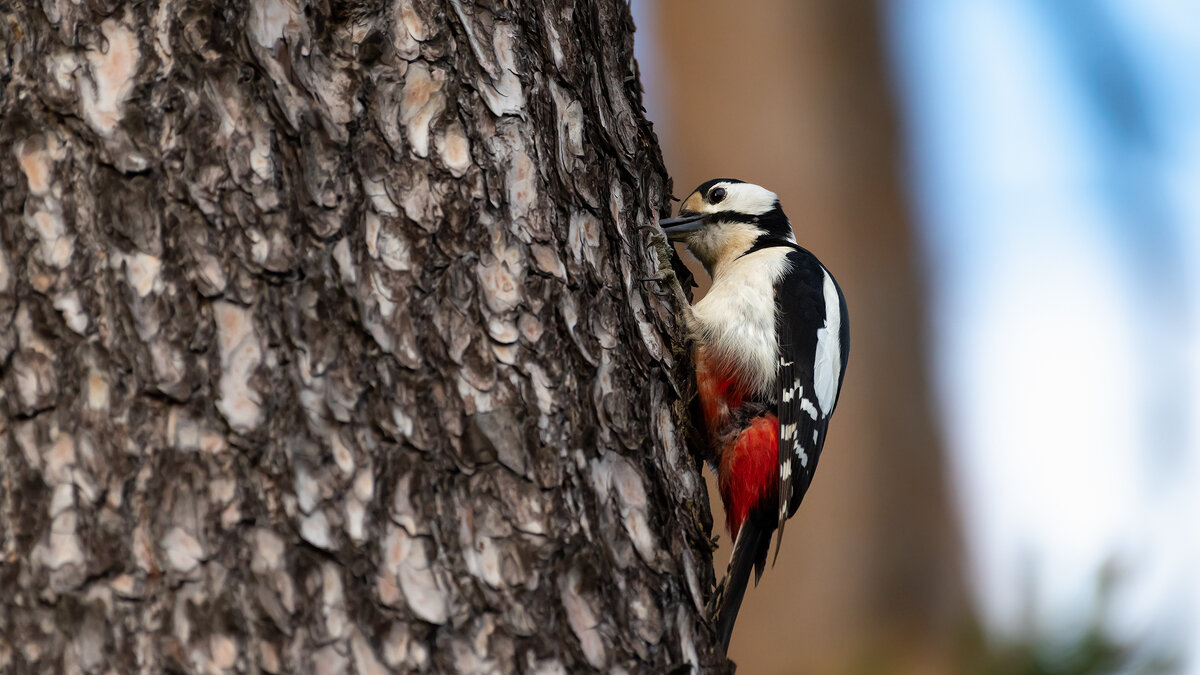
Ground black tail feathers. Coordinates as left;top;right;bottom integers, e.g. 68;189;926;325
713;516;772;653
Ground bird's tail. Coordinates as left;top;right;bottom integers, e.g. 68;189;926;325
713;516;771;653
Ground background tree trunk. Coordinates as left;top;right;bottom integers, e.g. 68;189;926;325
0;2;725;672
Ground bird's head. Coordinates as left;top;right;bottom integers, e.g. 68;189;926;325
660;179;793;273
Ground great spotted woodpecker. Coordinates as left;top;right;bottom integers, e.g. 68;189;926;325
660;179;850;652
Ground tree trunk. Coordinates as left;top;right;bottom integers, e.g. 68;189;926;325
0;2;724;672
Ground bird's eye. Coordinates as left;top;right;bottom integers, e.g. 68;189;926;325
709;187;727;204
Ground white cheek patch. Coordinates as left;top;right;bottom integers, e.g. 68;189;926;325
813;268;842;415
687;221;760;271
712;183;778;217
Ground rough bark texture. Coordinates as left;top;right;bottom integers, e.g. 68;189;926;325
0;1;723;672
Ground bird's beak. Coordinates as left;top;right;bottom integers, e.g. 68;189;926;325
659;214;706;241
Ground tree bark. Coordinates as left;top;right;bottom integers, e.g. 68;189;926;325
0;2;723;672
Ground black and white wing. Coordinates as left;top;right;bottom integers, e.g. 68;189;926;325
772;248;850;562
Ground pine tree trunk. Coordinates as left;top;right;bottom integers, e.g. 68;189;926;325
0;2;724;672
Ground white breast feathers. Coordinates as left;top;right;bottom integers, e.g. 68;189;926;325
688;249;792;396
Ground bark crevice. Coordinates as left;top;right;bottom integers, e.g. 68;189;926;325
1;1;728;672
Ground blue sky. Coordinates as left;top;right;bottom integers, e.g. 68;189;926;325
887;0;1200;668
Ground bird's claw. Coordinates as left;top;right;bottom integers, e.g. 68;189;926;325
706;573;729;621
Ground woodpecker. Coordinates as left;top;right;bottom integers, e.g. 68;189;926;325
660;179;850;652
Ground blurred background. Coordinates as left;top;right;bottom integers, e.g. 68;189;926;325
631;1;1200;673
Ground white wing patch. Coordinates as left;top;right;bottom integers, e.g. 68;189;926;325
779;448;793;521
800;398;818;420
780;359;798;403
813;268;842;415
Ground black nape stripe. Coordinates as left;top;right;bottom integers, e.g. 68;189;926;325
714;204;792;239
736;236;800;260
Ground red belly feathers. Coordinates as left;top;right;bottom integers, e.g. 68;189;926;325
694;348;779;540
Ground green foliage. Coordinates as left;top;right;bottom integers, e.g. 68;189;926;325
957;565;1179;675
